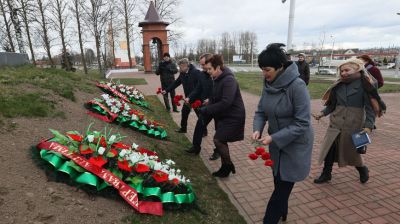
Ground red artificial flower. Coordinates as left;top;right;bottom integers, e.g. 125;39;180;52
118;160;133;172
261;152;271;160
156;87;162;94
248;153;259;160
99;137;107;147
255;147;266;155
133;163;150;173
67;133;83;142
264;159;274;167
139;115;144;120
79;144;94;155
108;148;118;157
88;156;108;168
172;178;179;185
191;100;202;109
112;142;131;149
137;147;158;157
128;110;134;115
152;170;169;183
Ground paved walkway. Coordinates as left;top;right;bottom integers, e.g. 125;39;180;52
112;72;400;224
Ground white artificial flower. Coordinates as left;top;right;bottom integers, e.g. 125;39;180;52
98;147;106;155
109;135;116;142
106;82;112;87
165;159;175;165
87;135;94;143
122;111;129;117
132;90;138;95
186;179;190;183
153;162;163;170
119;149;127;157
101;94;109;100
132;114;138;120
176;169;181;173
131;143;139;149
143;120;148;125
120;88;126;93
129;152;142;164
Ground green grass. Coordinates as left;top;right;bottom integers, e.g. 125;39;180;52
236;72;400;99
113;78;148;86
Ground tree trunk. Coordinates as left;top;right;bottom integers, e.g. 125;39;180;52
0;0;15;52
55;0;71;71
20;0;36;64
6;0;25;53
37;0;54;67
123;0;132;68
73;0;87;74
95;30;103;74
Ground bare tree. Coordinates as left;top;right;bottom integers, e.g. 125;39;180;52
71;0;87;74
0;0;15;52
118;0;137;68
18;0;36;64
50;0;71;70
6;0;25;53
35;0;54;67
81;0;110;73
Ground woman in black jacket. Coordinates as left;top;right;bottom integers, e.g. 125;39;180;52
199;54;246;177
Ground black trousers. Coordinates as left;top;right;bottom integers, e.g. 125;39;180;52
192;114;212;147
263;174;295;224
161;81;176;111
180;104;199;130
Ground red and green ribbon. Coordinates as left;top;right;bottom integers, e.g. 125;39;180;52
96;83;149;108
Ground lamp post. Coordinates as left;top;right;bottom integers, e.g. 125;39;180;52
282;0;296;52
329;35;335;69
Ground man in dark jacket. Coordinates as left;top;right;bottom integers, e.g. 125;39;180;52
156;53;179;112
163;58;201;133
296;53;310;85
185;53;220;159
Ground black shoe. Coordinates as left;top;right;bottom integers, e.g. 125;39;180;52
212;164;235;178
202;131;208;137
282;214;287;222
356;166;369;184
173;109;179;113
209;150;220;160
186;145;201;155
314;172;332;184
175;128;187;133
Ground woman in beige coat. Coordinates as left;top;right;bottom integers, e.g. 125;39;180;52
313;58;376;184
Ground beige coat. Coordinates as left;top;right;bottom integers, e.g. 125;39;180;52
318;79;375;167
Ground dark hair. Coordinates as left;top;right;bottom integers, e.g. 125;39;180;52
163;52;170;57
205;54;224;70
357;54;374;66
258;43;288;70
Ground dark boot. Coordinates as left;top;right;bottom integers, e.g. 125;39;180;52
314;163;332;184
282;214;287;222
186;145;201;155
209;149;220;160
356;166;369;183
212;164;235;178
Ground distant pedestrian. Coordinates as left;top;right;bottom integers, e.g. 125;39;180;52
252;43;313;224
295;53;310;85
156;53;179;112
357;54;384;88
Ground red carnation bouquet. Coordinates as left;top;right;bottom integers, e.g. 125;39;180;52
191;100;202;109
156;87;162;95
248;146;274;167
173;94;184;106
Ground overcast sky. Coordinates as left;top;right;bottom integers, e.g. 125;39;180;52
172;0;400;52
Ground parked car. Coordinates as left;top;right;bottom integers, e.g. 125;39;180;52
386;63;396;69
318;68;336;75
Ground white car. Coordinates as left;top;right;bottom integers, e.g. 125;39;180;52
318;69;336;75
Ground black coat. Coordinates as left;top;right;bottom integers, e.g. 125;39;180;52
156;60;178;86
165;64;200;99
295;61;310;85
188;71;213;101
202;68;245;142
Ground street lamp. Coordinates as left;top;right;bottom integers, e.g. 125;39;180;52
282;0;296;52
396;13;400;78
329;35;335;69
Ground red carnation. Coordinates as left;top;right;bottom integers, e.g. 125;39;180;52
172;178;179;185
264;159;274;167
67;133;83;142
156;87;162;94
191;100;202;109
152;170;169;183
261;152;271;160
112;142;131;149
79;144;94;155
137;147;158;157
118;160;133;172
248;153;259;160
133;163;150;173
88;156;108;168
139;115;144;120
108;148;118;157
255;147;266;155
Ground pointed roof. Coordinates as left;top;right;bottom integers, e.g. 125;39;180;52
139;1;169;27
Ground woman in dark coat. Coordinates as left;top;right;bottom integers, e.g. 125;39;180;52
357;55;384;88
252;43;313;224
199;54;245;177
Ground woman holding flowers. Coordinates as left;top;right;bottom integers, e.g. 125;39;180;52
252;43;314;223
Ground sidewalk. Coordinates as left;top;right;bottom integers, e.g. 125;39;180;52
114;72;400;224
